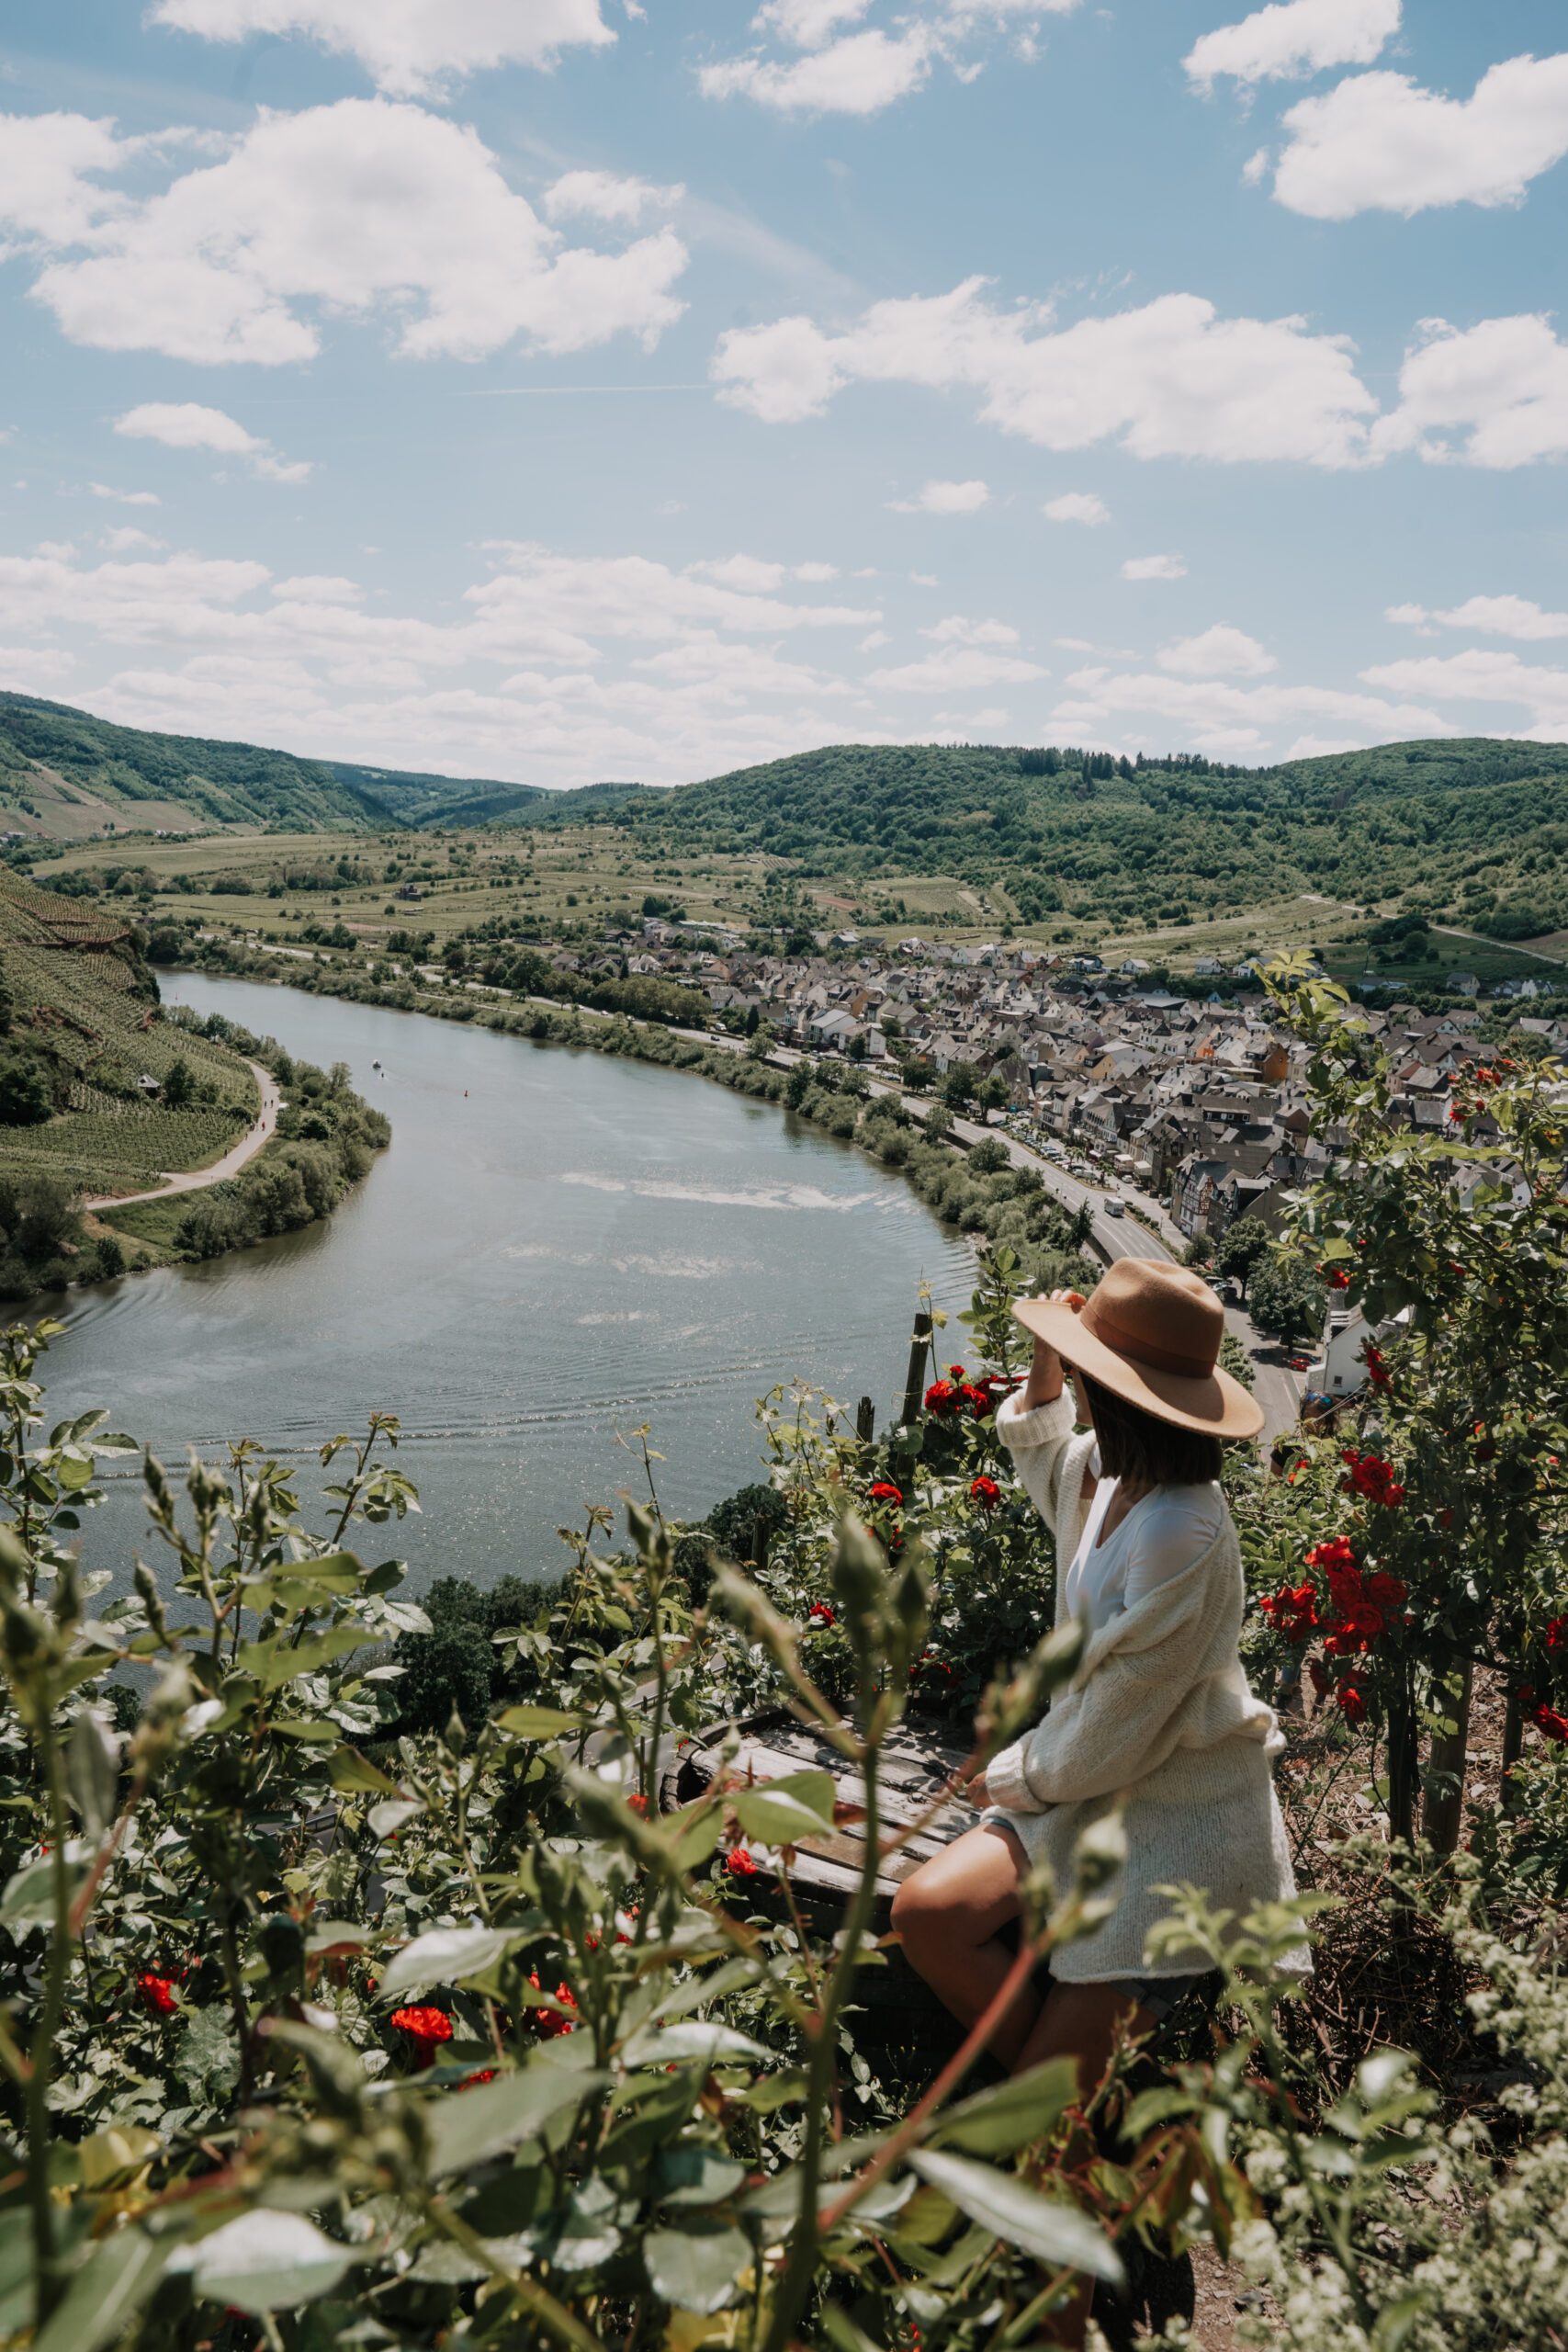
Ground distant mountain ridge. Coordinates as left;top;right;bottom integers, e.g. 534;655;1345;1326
3;691;1565;935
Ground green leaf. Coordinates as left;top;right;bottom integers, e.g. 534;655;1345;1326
497;1704;585;1740
377;1926;514;2006
653;2146;747;2207
327;1746;396;1795
423;2064;608;2178
269;1720;338;1745
906;2150;1123;2287
367;1797;423;1840
622;2021;772;2069
238;1623;371;1692
928;2056;1077;2157
0;1848;85;1930
731;1770;836;1848
65;1710;119;1842
33;2226;166;2352
643;2220;751;2316
176;2211;352;2314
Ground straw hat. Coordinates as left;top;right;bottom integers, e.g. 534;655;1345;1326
1012;1259;1265;1439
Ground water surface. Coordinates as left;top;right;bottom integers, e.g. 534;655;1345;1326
51;975;975;1592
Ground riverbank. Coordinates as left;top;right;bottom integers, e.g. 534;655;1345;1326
167;938;1103;1301
14;1008;390;1298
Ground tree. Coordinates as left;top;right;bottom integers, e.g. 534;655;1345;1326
784;1063;814;1111
942;1059;980;1112
924;1099;955;1140
1248;1250;1323;1354
163;1057;194;1110
1215;1215;1271;1301
0;1059;51;1128
976;1072;1010;1124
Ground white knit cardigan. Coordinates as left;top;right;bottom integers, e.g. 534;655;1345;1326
983;1387;1301;1981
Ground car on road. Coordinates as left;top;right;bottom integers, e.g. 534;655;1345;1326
1104;1198;1125;1217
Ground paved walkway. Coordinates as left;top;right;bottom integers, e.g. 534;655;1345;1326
85;1061;281;1209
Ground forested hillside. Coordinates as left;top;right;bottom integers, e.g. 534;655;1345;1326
0;694;384;834
627;738;1568;937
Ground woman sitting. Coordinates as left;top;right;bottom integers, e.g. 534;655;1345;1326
894;1258;1297;2129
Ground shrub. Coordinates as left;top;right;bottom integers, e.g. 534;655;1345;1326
0;1057;52;1127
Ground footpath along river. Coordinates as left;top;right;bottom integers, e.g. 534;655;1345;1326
48;973;976;1593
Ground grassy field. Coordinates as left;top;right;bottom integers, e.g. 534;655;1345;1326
0;1108;239;1182
47;820;1565;997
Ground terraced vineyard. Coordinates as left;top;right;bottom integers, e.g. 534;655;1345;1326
0;873;256;1194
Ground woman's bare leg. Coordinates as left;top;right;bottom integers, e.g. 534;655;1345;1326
890;1823;1038;2065
1018;1978;1158;2349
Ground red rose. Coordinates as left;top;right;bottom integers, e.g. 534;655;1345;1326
137;1973;177;2018
1324;1269;1350;1291
1547;1618;1567;1652
525;1972;579;2038
1535;1705;1568;1746
924;1379;959;1418
391;2005;453;2066
970;1476;1000;1510
869;1482;903;1504
727;1847;762;1880
807;1603;837;1630
1259;1581;1319;1643
1339;1685;1367;1725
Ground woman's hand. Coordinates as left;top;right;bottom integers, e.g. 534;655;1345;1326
1021;1288;1085;1410
965;1770;990;1809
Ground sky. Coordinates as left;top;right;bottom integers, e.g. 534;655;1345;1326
2;0;1568;790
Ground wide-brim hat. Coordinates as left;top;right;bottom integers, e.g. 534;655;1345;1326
1012;1258;1265;1440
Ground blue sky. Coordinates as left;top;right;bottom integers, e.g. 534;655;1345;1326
2;0;1567;788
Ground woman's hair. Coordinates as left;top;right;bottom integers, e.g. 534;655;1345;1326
1076;1369;1224;1487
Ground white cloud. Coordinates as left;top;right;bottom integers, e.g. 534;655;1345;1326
700;26;937;118
1042;491;1110;525
1050;666;1450;758
271;574;365;604
100;527;166;553
699;0;1082;118
0;646;76;691
146;0;616;97
1359;649;1568;739
888;477;989;514
867;645;1047;691
1156;624;1276;677
691;554;844;592
90;483;161;505
1184;0;1399;94
754;0;874;45
712;281;1378;466
920;614;1020;644
1372;314;1568;469
115;401;310;482
1122;553;1187;581
1387;594;1568;640
1241;145;1270;184
1273;52;1568;220
1;100;688;367
542;171;685;225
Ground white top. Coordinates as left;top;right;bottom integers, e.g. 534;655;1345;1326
1062;1445;1226;1634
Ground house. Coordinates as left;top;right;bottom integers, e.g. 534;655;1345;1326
137;1073;162;1099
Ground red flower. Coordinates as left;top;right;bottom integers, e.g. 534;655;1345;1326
807;1603;837;1630
1307;1658;1330;1697
726;1847;761;1880
525;1973;579;2038
1324;1269;1350;1291
1363;1344;1391;1391
137;1973;177;2018
1517;1685;1537;1710
391;2006;452;2043
869;1482;904;1505
970;1476;1000;1510
1339;1685;1368;1725
1340;1448;1405;1509
1259;1581;1319;1644
1305;1537;1357;1575
1547;1618;1567;1652
924;1379;960;1418
1536;1705;1568;1747
463;2069;498;2087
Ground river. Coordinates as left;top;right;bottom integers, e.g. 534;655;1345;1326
48;974;976;1594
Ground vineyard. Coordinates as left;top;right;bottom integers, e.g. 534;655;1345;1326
0;967;1562;2352
0;872;257;1199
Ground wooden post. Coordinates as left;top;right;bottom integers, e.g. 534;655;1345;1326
751;1515;770;1575
855;1395;875;1444
901;1311;933;1427
1422;1657;1472;1856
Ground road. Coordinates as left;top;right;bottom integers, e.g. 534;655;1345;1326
84;1060;281;1209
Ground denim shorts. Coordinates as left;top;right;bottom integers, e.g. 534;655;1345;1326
1099;1970;1218;2024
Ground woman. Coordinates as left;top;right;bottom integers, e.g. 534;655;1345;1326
893;1258;1298;2100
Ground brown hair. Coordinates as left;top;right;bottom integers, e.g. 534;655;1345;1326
1077;1369;1224;1487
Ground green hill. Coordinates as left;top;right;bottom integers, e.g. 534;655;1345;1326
0;694;388;836
0;871;259;1200
626;738;1568;939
